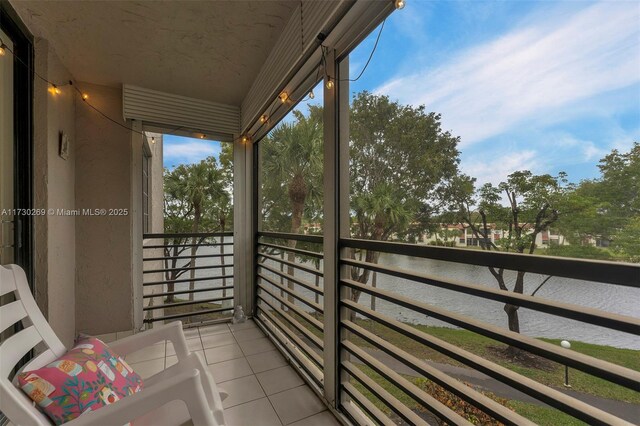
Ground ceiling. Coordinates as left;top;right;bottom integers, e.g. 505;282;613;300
11;0;299;106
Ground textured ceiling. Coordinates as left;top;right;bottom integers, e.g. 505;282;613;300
11;0;298;106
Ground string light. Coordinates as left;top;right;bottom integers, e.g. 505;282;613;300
241;135;251;144
81;93;89;100
394;0;406;10
325;79;334;90
0;43;6;56
279;92;289;103
199;134;206;139
48;84;61;95
308;90;315;99
260;115;268;124
151;137;156;144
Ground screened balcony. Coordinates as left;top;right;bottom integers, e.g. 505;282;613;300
1;1;639;425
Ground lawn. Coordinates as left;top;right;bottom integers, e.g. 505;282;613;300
354;320;640;404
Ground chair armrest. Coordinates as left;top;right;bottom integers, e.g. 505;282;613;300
109;321;190;360
66;369;217;426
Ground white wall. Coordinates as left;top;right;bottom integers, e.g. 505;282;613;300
75;82;136;335
33;38;77;347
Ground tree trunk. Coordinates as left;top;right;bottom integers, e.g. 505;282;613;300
188;204;201;307
165;243;179;303
286;172;308;301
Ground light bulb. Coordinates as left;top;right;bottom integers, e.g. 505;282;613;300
82;93;89;100
325;79;334;89
260;115;268;124
151;137;156;144
279;92;289;103
200;134;206;139
0;44;6;56
394;0;406;10
49;84;61;95
241;135;251;144
308;90;315;99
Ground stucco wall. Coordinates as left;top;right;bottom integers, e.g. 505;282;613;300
33;38;76;348
75;82;134;335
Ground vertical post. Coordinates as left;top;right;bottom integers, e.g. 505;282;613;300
233;135;256;316
130;120;144;331
323;49;350;409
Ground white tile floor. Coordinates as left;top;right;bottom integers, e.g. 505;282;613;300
100;320;340;426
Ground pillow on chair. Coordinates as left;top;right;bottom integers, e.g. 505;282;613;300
17;337;144;425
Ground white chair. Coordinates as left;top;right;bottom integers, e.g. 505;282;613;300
0;264;226;426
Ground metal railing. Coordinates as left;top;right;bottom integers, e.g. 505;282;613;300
143;232;234;325
252;232;640;424
254;231;325;387
338;238;640;425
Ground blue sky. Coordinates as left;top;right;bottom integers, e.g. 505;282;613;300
165;0;639;185
355;0;640;186
163;135;222;169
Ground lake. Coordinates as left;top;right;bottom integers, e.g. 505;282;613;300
176;241;640;350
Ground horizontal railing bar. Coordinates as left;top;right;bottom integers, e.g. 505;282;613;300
257;294;324;351
341;238;640;287
257;273;324;313
259;231;323;244
342;258;640;335
143;264;234;274
341;279;639;391
343;341;473;426
143;275;233;286
143;296;234;311
255;310;324;387
258;263;324;295
257;282;324;332
256;303;324;366
342;361;429;426
342;320;534;425
341;383;396;426
258;242;323;259
144;232;233;238
342;300;637;426
143;253;233;262
258;252;322;276
143;306;233;323
143;285;234;298
144;242;234;249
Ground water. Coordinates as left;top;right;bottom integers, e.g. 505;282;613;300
165;242;640;350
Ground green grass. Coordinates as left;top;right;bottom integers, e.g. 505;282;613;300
353;320;640;404
350;364;589;425
506;401;586;426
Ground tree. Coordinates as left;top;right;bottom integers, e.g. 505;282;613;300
447;171;567;339
260;107;323;300
556;143;639;261
348;91;461;306
162;156;227;303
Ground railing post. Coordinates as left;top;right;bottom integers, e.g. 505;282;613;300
234;133;256;316
323;49;350;409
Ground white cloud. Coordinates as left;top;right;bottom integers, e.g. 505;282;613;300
462;150;537;187
376;1;640;146
164;140;220;166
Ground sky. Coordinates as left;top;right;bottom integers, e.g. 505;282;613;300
164;0;640;186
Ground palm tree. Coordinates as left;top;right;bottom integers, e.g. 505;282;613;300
163;158;225;304
260;109;323;299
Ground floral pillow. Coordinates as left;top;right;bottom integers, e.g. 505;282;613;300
17;336;143;425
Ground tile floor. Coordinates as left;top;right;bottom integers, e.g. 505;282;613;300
99;320;340;426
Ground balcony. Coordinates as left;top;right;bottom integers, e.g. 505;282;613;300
1;1;639;425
